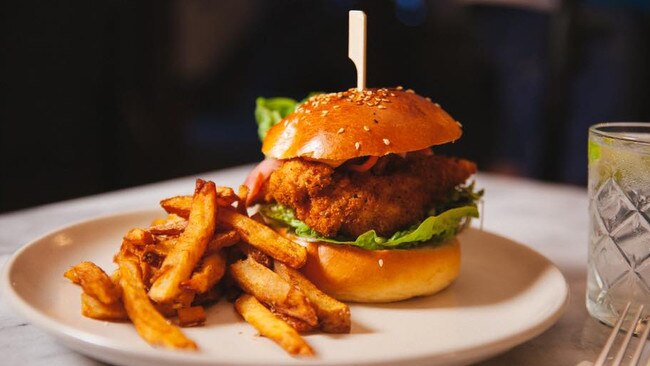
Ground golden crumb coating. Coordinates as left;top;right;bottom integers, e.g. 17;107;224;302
259;154;476;238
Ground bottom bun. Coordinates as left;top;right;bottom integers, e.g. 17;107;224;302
297;237;461;303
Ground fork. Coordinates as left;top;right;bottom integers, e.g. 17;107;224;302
590;302;650;366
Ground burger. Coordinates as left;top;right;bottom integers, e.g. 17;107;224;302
245;87;482;302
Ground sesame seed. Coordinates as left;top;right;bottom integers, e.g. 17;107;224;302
396;86;404;90
305;109;311;114
383;138;390;145
434;103;441;108
337;127;345;134
333;105;340;109
378;105;386;109
390;93;395;97
406;89;415;94
378;259;384;267
355;142;361;150
363;125;370;131
321;110;328;116
425;97;431;102
457;120;463;127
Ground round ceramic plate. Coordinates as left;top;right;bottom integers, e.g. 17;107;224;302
1;210;568;366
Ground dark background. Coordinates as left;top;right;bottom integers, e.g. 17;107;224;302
2;0;649;213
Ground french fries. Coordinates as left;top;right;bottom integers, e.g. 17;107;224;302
272;311;317;333
177;306;206;327
216;186;239;207
160;187;239;219
238;242;273;268
65;178;351;357
180;251;226;293
148;180;217;303
274;262;351;333
149;220;188;236
124;228;154;246
160;196;192;218
219;209;307;268
64;262;121;305
235;294;314;356
81;293;128;320
117;250;197;349
206;230;240;253
230;257;317;326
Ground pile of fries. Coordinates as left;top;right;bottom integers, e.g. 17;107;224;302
64;179;350;356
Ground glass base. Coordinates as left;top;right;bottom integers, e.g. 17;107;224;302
586;294;648;335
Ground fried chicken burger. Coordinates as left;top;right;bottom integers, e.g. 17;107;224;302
245;87;482;302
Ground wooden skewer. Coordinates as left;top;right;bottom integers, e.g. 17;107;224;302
348;10;367;91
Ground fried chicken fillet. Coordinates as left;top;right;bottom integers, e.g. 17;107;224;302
258;154;477;238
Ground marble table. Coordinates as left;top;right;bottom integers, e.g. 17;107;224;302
0;165;638;365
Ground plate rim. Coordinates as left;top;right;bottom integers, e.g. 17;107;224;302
1;209;570;366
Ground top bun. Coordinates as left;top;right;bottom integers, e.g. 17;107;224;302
262;88;462;161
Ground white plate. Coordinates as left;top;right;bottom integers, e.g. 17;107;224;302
1;210;568;366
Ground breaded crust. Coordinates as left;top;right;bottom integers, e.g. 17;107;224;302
260;154;476;238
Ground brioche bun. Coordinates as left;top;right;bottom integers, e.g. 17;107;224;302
284;233;461;303
262;88;462;161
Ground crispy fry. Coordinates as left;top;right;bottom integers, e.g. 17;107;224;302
206;230;240;253
238;184;250;205
160;196;192;218
149;179;217;303
116;251;196;349
235;294;314;356
161;187;235;219
238;242;273;268
177;306;206;327
155;237;177;253
65;262;121;305
81;293;128;320
180;251;226;293
237;185;250;214
230;257;317;326
274;262;351;333
149;220;187;236
124;228;154;246
216;186;238;207
272;311;317;333
154;302;178;318
219;209;306;268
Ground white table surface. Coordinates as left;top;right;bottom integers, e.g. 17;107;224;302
0;165;637;365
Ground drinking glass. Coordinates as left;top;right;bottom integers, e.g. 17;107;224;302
587;122;650;328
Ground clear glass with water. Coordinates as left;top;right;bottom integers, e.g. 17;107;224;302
587;123;650;328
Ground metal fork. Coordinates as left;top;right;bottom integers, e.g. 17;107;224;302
592;302;650;366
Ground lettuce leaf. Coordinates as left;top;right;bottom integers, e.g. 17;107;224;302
258;203;479;250
255;97;298;141
255;94;326;141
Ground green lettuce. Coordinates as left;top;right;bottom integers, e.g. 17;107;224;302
255;93;324;140
259;203;479;250
255;97;298;141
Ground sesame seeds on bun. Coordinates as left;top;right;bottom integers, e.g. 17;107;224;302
261;88;462;161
